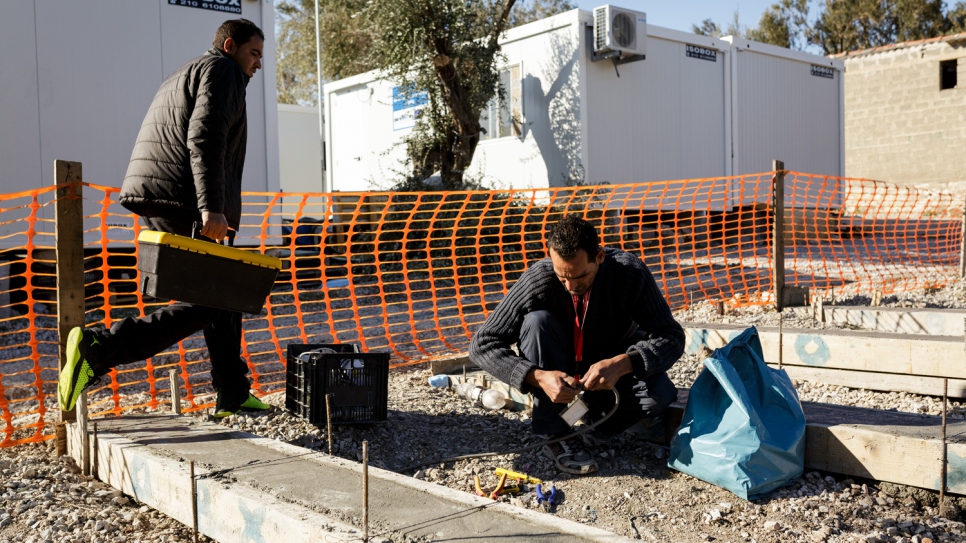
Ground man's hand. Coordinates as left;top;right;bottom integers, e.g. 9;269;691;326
580;354;634;391
526;368;580;403
200;211;229;242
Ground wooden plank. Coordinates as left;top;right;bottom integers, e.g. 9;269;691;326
802;402;966;495
55;160;84;423
684;324;966;379
769;364;966;398
790;305;966;336
429;354;476;376
772;160;785;312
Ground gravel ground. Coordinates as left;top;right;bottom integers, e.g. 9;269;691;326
7;284;966;543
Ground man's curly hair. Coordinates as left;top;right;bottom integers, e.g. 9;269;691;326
547;215;599;261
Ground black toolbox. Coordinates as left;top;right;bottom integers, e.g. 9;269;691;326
285;343;390;425
137;230;282;314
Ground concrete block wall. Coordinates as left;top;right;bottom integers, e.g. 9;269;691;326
843;39;966;186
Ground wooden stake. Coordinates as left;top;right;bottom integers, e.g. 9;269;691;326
362;441;369;542
191;460;199;543
78;392;89;476
778;313;784;370
55;422;67;457
55;160;84;424
326;394;334;455
92;422;98;480
169;369;182;415
772;159;786;312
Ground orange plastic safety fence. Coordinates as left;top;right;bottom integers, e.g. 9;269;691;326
0;173;962;446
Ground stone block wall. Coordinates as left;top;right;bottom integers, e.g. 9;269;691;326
844;40;966;186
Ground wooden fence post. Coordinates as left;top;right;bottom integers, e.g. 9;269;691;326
55;160;84;423
773;160;786;312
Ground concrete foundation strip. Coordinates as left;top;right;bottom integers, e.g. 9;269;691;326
67;414;638;543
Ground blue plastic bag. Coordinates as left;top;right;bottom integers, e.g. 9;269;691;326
667;326;805;500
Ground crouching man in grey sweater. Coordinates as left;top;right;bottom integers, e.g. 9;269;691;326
469;215;685;475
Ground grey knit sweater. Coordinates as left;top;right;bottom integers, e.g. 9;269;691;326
469;247;685;393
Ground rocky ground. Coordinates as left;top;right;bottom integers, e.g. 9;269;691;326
6;284;966;542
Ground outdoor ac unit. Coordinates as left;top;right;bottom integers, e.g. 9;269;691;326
593;5;647;57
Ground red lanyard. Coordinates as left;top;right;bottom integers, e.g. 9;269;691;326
572;289;591;362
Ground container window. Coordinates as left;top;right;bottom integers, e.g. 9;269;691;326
480;64;523;140
941;59;957;90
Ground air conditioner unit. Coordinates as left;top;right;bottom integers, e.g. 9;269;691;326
593;5;647;57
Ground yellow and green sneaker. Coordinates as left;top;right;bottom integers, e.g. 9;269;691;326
58;327;102;411
213;391;271;419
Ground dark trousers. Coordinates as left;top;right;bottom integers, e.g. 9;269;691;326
91;216;251;402
520;310;677;436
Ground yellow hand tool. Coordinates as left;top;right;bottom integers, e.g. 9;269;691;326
494;467;542;485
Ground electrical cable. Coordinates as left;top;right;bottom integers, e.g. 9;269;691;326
400;387;621;473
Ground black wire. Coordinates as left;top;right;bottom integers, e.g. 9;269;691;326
400;388;621;473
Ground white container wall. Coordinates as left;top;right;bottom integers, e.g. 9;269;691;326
725;37;844;208
0;0;279;196
583;23;731;188
278;104;323;194
322;8;844;209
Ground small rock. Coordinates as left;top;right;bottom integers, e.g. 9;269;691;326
764;520;780;531
22;468;37;479
509;497;525;508
710;509;722;521
811;526;832;542
718;502;733;514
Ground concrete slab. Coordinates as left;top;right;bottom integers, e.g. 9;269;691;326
684;324;966;395
68;414;637;543
790;305;966;336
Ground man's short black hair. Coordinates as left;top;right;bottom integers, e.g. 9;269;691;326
547;215;600;261
213;19;265;50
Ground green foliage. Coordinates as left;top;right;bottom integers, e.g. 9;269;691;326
950;1;966;33
693;0;959;55
691;10;750;39
746;0;809;49
275;0;375;105
364;0;518;191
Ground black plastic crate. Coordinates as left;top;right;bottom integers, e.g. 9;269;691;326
285;343;389;425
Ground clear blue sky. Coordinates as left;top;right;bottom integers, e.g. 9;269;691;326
572;1;785;35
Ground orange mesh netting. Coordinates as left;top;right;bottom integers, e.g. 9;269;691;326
0;172;961;445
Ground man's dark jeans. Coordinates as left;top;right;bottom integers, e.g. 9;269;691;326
91;216;251;403
520;310;677;437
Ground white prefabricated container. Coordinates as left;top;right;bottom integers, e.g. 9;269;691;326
724;37;844;209
277;104;323;194
322;7;843;210
0;0;279;247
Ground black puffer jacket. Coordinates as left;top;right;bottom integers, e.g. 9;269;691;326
120;48;249;229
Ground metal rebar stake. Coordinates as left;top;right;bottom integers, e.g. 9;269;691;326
191;460;199;543
362;441;370;542
78;391;90;476
941;377;949;515
326;394;334;456
169;369;182;415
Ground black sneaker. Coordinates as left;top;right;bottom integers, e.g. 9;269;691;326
213;390;271;419
542;434;599;475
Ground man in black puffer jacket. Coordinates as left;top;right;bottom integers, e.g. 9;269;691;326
58;19;270;418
